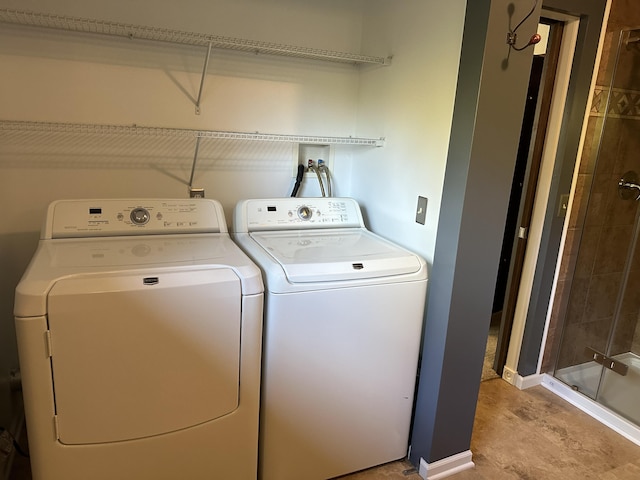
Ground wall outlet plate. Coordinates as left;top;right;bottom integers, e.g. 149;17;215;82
416;196;427;224
189;188;205;198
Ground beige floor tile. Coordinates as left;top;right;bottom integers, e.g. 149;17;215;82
10;379;640;480
598;461;640;480
337;460;420;479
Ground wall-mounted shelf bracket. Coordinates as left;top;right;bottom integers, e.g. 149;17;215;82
195;41;213;115
188;136;202;192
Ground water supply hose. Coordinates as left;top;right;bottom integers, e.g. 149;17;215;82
290;164;305;197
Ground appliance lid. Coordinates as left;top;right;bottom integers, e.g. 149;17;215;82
250;229;423;282
14;233;264;317
44;234;229;268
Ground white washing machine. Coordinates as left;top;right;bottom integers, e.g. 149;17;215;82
232;197;428;480
14;199;264;480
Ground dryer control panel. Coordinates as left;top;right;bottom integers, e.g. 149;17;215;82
234;197;365;232
43;199;227;239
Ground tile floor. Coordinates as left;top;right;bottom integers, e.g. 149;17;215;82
343;379;640;480
481;319;501;382
10;379;640;479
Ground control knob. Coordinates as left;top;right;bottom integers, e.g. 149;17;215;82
130;207;150;225
297;206;312;221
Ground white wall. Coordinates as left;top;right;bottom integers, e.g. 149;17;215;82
0;0;367;219
353;0;465;261
0;0;466;434
0;0;467;256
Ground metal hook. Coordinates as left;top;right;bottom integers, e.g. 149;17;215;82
508;32;542;51
507;0;541;52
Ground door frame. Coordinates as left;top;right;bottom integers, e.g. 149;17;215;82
493;17;564;376
501;9;582;384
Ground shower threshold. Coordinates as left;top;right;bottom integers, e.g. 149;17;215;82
542;352;640;447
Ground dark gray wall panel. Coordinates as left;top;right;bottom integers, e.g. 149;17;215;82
410;0;608;467
410;0;541;464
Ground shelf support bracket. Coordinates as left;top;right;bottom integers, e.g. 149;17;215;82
195;41;213;115
188;136;204;197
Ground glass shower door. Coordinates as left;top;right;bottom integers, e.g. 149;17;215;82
553;28;640;412
598;170;640;424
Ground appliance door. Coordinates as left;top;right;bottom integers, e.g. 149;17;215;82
260;280;427;480
47;268;242;444
249;229;422;283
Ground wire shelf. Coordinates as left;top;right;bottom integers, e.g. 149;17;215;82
0;8;391;66
0;120;385;147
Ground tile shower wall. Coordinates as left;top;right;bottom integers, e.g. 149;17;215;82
542;0;640;371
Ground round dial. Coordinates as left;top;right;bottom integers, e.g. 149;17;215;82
132;244;152;257
297;206;312;221
130;207;150;225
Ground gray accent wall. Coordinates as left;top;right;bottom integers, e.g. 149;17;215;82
409;0;542;464
410;0;608;467
410;0;606;465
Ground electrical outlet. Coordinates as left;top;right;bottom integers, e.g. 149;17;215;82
416;196;427;225
189;188;205;198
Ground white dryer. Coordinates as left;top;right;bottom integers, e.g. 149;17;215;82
14;199;263;480
233;197;428;480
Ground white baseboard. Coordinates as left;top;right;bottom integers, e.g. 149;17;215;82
502;367;543;390
516;373;544;389
418;450;474;480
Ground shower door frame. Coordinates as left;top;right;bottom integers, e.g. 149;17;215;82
553;27;640;419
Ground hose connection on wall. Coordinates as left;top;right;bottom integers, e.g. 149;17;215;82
307;159;325;197
290;158;333;198
318;159;332;197
290;164;305;197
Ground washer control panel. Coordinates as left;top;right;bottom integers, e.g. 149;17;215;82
236;197;364;232
44;199;226;239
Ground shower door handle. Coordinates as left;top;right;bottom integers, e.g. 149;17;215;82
618;171;640;201
584;346;628;376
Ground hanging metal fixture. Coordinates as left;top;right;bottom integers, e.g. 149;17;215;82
506;0;542;52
